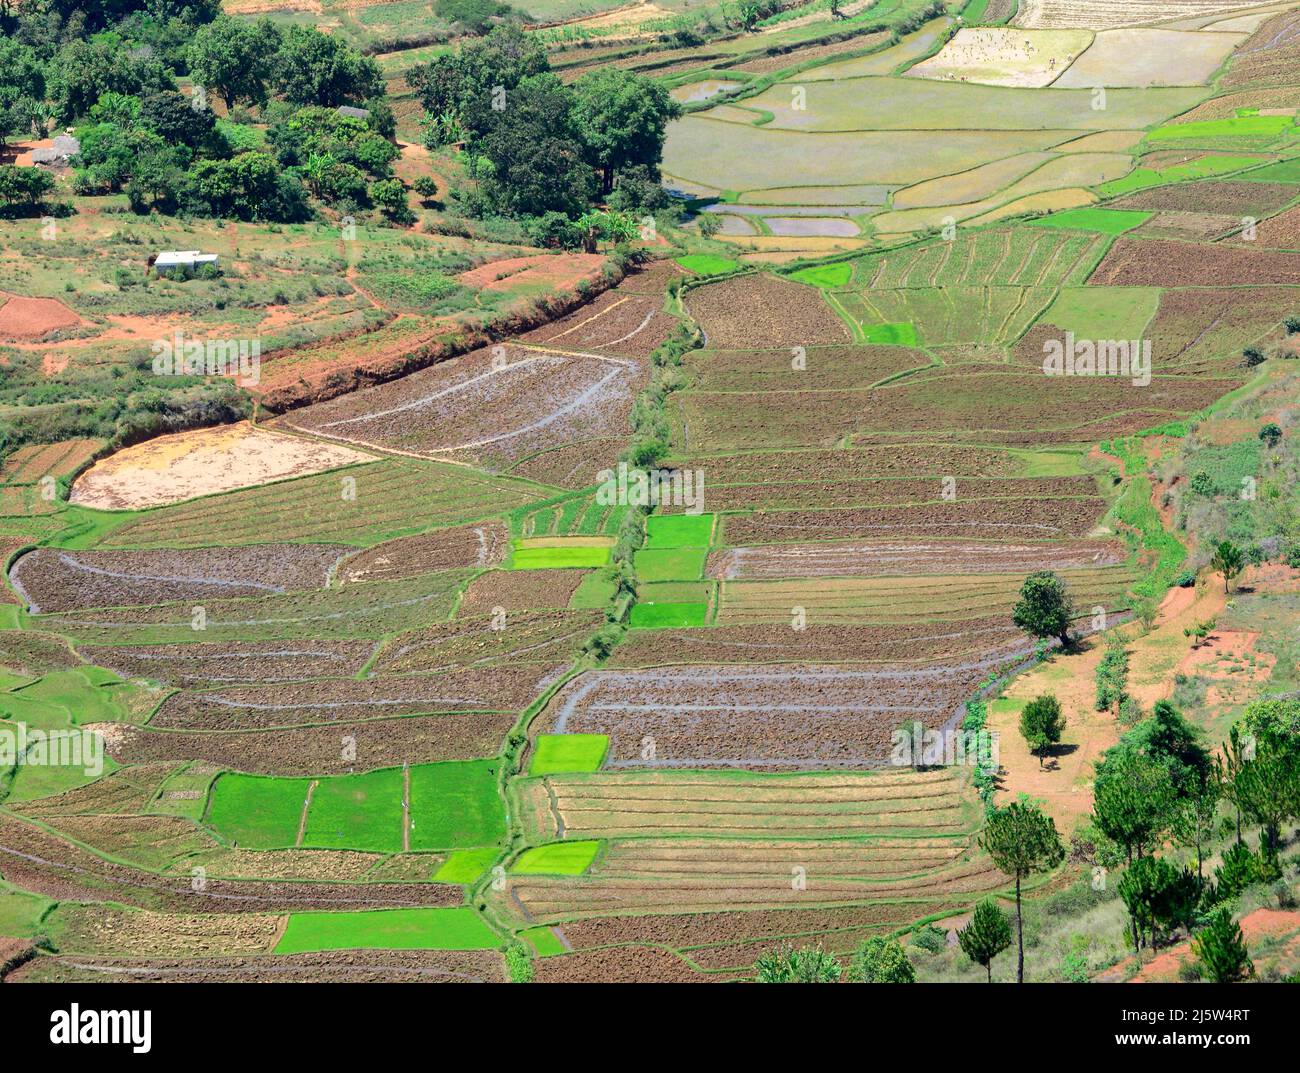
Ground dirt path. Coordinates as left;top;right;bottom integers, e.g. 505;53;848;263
402;764;411;853
296;781;318;847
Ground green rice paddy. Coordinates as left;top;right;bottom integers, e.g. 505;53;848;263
204;760;504;852
1026;207;1152;235
274;907;499;953
644;513;715;548
529;733;609;775
432;847;500;883
512;840;601;875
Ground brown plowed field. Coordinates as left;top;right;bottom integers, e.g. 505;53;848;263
0;814;461;913
535;663;1009;766
101;710;516;774
0;293;83;341
9;949;505;984
685;274;852;348
680;369;1237;450
457;568;589;612
555;899;957;951
708;537;1125;578
505;436;633;488
533;944;709;982
80;639;379;691
719;497;1108;544
334;522;508;583
518;288;676;357
669;444;1030;481
607;618;1027;667
685;344;929;391
146;665;565;730
1109;181;1297;219
716;566;1134;625
280;342;646;470
373;610;602;673
677;475;1096;513
0;439;102;484
9;545;347;614
509;859;1004;919
1088;237;1300;286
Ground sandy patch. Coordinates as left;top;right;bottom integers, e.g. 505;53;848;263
0;294;83;342
994;638;1119;834
908;28;1094;88
1054;29;1246;88
70;423;372;511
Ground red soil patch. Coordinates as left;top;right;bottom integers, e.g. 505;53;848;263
457;253;605;293
41;353;69;376
1117;908;1300;983
0;294;83;342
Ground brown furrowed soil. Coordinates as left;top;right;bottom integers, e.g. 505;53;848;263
707;538;1126;579
675;475;1095;513
278;342;647;472
0;440;102;485
457;568;590;612
669;444;1031;481
0;814;460;913
1109;181;1298;218
532;945;710;982
372;610;603;673
334;522;509;583
100;711;518;774
684;344;930;391
1088;237;1300;286
517;288;677;357
718;497;1109;544
673;369;1233;450
145;666;566;730
9;545;347;614
607;618;1028;667
715;567;1133;626
534;662;1013;767
1218;7;1300;91
9;949;506;984
0;293;83;341
684;274;852;348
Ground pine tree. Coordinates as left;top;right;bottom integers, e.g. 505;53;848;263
980;801;1066;982
958;898;1013;982
1192;909;1254;983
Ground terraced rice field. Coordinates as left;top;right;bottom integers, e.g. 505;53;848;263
4;2;1298;986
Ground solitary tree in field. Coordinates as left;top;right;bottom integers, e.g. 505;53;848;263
1259;422;1283;449
1193;909;1254;983
958;899;1013;982
754;944;841;983
1012;571;1074;647
1019;694;1065;768
1210;540;1245;594
979;801;1066;983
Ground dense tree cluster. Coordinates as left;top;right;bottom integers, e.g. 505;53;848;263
1086;695;1299;970
0;0;393;221
408;25;680;231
